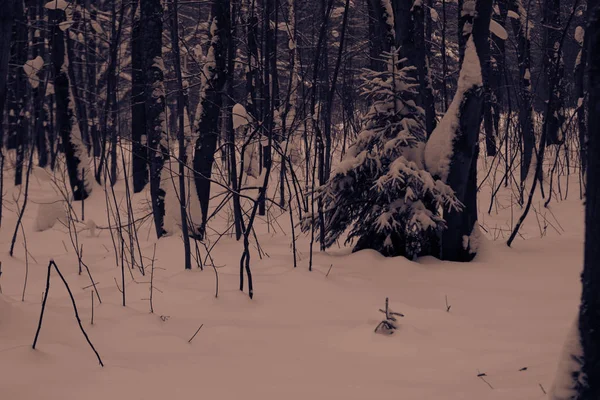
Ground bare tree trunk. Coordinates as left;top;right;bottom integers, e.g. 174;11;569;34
192;0;230;238
143;0;169;238
412;0;436;136
577;2;600;397
32;0;49;168
49;8;90;201
131;2;148;193
0;0;16;140
169;0;192;269
11;0;28;187
508;0;534;198
543;0;565;145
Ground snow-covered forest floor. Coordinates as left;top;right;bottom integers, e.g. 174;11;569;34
0;155;584;399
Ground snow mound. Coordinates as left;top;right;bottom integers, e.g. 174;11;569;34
23;56;44;89
34;199;67;232
162;159;203;235
45;0;70;10
233;103;250;129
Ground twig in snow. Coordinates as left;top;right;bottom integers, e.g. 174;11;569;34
114;277;123;293
445;295;451;312
539;383;546;394
33;260;104;367
91;291;94;325
149;243;156;314
188;324;204;343
477;372;493;389
326;264;333;277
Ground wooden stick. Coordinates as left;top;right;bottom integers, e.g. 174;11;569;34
188;324;204;343
32;261;52;349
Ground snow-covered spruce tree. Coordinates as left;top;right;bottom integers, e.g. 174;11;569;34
314;50;460;259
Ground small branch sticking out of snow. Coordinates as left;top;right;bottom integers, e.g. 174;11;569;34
188;324;204;343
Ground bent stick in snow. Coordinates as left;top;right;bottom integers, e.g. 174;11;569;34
32;260;104;367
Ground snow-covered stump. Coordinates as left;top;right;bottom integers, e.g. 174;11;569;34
34;200;67;232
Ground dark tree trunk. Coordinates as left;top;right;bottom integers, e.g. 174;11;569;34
131;6;149;193
49;8;90;201
11;0;28;186
412;0;436;136
143;0;169;238
32;0;49;169
439;0;492;262
483;0;507;157
575;28;587;176
0;0;16;141
169;0;192;269
192;0;230;238
542;0;565;145
227;0;243;240
85;4;100;158
577;2;600;397
259;0;276;216
508;0;534;194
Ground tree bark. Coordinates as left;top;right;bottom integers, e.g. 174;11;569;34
131;4;149;193
577;2;600;397
192;0;230;238
143;0;169;238
49;8;90;201
439;0;492;262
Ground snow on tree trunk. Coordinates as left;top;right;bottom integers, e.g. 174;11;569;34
48;7;91;201
143;0;169;238
192;0;229;239
424;0;491;262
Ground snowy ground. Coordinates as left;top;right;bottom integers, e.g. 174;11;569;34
0;160;584;399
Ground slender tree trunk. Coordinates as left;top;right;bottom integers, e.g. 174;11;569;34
509;0;534;197
412;0;436;136
169;0;192;269
143;0;169;238
131;3;149;193
192;0;230;238
11;0;28;186
575;26;587;177
543;0;565;145
0;0;16;140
